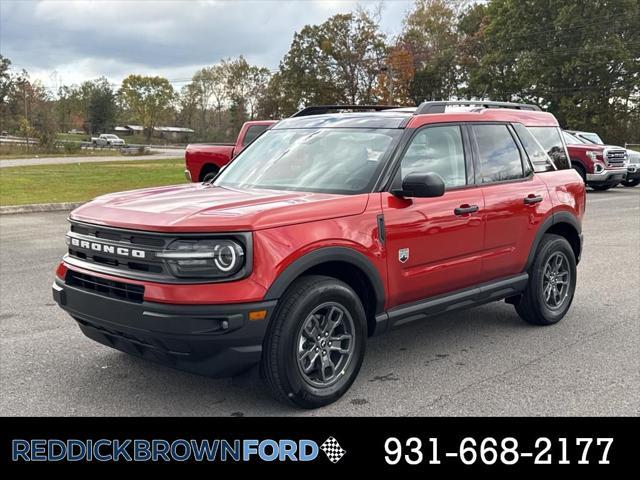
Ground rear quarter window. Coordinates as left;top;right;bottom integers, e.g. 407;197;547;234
513;123;555;173
528;126;571;170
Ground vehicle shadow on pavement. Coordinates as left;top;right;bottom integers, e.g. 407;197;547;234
66;301;533;416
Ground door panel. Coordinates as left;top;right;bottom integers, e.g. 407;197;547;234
480;176;550;280
382;190;485;308
469;123;551;281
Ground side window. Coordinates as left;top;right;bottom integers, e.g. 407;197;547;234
400;125;466;188
472;124;524;183
243;125;269;146
513;123;553;173
528;127;571;170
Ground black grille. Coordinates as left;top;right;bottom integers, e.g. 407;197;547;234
66;270;145;303
67;221;168;279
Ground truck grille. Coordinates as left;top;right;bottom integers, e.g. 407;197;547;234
66;221;171;281
604;148;627;166
66;270;144;303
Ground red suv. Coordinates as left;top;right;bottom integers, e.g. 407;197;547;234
53;101;585;408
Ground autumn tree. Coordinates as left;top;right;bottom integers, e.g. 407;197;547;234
375;46;415;105
192;65;227;131
118;75;175;142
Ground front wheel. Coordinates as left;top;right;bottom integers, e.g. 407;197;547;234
622;179;640;187
515;234;577;326
261;275;367;408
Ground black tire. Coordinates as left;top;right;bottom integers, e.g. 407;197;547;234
261;275;367;408
572;163;586;182
590;185;611;191
515;234;577;326
622;179;640;187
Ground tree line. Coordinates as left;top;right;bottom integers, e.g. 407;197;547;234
1;0;638;147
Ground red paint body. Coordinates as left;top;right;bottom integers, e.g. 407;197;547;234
184;120;277;182
60;108;585;315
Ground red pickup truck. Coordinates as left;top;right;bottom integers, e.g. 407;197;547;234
561;131;628;191
184;120;277;182
53;101;585;408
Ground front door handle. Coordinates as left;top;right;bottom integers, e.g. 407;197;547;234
454;204;479;215
524;194;543;205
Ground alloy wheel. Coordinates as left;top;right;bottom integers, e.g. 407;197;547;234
542;251;571;310
296;302;355;388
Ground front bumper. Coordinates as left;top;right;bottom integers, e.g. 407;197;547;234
53;275;276;377
586;168;627;186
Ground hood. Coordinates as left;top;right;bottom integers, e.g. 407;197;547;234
565;142;624;151
70;183;370;233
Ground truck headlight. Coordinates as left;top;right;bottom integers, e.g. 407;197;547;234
586;150;602;161
157;239;245;278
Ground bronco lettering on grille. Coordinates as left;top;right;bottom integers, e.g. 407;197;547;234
69;237;146;259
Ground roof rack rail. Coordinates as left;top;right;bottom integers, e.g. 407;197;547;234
415;100;541;115
290;104;402;118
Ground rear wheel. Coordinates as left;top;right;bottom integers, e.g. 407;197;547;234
261;275;366;408
515;234;577;326
200;165;219;182
622;179;640;187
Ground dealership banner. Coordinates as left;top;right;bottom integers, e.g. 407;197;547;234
1;417;635;472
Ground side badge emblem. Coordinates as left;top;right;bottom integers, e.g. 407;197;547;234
398;248;409;264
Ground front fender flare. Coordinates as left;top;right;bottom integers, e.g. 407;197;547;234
263;246;386;315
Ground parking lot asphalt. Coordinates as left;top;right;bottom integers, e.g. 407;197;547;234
1;187;638;416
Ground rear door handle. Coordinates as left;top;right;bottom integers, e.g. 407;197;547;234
454;204;479;215
524;194;543;205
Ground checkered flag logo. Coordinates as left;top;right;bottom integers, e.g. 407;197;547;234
320;436;346;463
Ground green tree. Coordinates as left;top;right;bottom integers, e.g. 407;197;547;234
471;0;640;144
118;75;175;142
401;0;463;103
223;56;271;120
86;77;117;134
0;55;13;106
277;8;388;112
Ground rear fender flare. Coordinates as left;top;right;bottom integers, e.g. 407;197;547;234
525;211;581;270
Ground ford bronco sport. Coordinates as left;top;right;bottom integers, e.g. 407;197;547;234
53;101;585;408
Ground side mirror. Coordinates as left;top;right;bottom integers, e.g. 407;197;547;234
393;172;445;198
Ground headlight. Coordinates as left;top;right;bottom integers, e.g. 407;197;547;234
586;150;602;161
157;239;245;278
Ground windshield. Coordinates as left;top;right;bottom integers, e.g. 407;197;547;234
563;131;586;145
214;128;402;194
579;132;604;144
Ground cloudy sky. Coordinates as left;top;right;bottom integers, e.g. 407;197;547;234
1;0;413;90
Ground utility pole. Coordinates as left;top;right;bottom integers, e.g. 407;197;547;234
23;81;29;151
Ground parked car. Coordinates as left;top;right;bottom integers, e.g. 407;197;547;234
622;149;640;187
559;130;627;191
185;120;277;182
53;101;585;408
91;134;125;147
